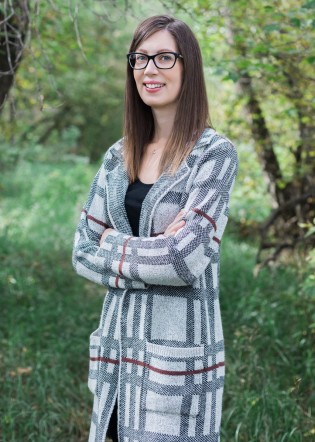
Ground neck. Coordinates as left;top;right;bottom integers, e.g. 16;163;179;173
151;106;176;143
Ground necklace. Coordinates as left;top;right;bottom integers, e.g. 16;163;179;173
149;145;163;155
145;141;164;157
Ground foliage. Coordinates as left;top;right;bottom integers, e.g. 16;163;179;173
178;0;315;263
0;0;189;163
0;0;30;109
0;1;135;162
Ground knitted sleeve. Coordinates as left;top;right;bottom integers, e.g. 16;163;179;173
72;153;148;290
98;139;238;286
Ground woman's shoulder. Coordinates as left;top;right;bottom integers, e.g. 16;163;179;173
196;128;235;149
99;138;125;169
103;137;124;159
194;128;237;162
193;129;238;179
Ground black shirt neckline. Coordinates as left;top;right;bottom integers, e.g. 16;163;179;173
134;178;155;186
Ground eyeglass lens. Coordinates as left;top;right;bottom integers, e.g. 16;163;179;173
129;53;177;69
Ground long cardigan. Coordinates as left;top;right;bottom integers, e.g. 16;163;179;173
72;128;238;442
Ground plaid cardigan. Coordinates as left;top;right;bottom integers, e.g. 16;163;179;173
72;128;238;442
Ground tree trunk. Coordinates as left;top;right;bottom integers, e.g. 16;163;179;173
0;0;30;112
237;74;283;205
224;4;315;266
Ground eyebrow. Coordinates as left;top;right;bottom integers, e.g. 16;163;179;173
135;48;176;53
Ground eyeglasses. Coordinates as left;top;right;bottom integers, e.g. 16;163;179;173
127;52;183;70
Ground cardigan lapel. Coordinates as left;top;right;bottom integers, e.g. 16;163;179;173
138;129;217;236
106;128;216;237
104;155;190;237
105;161;133;235
139;161;190;237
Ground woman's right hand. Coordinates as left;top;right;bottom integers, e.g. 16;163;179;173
164;209;186;237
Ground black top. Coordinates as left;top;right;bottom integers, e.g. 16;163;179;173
125;178;154;236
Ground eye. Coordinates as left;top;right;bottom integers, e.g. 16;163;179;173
158;53;173;62
136;54;147;61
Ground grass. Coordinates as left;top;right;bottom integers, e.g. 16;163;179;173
220;240;315;441
0;159;314;441
0;160;104;442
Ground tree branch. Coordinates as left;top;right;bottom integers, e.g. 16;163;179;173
260;194;314;236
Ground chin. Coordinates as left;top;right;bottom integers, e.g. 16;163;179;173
141;96;173;109
142;98;165;108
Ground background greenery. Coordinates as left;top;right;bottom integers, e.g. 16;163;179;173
1;0;314;441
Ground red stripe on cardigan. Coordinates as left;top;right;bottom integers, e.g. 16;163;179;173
118;236;132;276
115;275;120;288
122;357;224;376
213;236;221;244
90;356;225;375
82;209;109;228
191;208;217;231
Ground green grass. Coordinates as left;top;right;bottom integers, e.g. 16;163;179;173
220;240;315;441
0;160;314;441
0;160;105;442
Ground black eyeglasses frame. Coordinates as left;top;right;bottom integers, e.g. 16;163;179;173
126;51;183;70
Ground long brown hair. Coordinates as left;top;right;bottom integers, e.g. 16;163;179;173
123;15;211;182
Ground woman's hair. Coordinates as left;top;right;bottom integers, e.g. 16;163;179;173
123;15;211;182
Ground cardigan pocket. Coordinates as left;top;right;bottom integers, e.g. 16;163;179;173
140;341;205;423
88;328;101;395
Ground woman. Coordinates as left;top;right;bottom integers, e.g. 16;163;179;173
73;15;238;442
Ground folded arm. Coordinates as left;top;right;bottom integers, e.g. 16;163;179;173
72;156;148;290
99;140;238;287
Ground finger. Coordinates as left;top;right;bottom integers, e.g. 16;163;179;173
167;216;181;228
173;210;186;222
168;220;185;235
174;219;186;229
167;226;185;237
177;209;186;217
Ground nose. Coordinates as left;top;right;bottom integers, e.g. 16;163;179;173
144;58;158;74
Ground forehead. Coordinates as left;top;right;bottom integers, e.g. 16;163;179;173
135;29;177;53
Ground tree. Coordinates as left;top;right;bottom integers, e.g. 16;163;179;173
0;0;136;161
0;0;30;111
184;0;315;265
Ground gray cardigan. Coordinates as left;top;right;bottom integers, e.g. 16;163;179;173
72;128;238;442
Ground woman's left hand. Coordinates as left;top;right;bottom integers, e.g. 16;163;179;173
100;228;114;245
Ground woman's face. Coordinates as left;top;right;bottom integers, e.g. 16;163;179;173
133;30;183;114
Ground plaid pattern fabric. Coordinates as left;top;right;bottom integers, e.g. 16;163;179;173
72;128;238;441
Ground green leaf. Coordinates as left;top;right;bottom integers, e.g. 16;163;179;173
277;180;287;190
223;71;240;82
305;227;315;238
197;0;210;9
252;43;269;54
264;23;280;33
302;0;315;8
290;18;301;27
